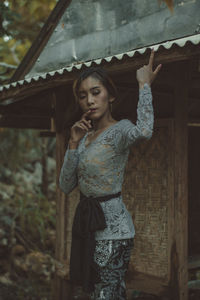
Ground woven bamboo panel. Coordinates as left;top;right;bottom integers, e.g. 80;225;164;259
123;123;173;281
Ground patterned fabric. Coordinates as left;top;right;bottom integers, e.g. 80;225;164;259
59;83;153;240
91;238;134;300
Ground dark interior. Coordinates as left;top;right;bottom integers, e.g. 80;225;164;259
188;126;200;256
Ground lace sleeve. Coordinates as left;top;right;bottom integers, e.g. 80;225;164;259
59;147;79;194
117;83;153;152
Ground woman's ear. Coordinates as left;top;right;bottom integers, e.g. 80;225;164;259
109;96;115;103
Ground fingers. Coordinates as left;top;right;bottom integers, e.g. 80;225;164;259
137;48;161;85
148;48;162;74
148;49;162;82
82;109;92;120
148;48;154;69
74;121;88;132
153;64;162;76
81;118;92;129
77;123;87;131
74;117;92;132
81;110;92;129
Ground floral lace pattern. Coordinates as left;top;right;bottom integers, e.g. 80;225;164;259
92;239;134;299
59;83;153;240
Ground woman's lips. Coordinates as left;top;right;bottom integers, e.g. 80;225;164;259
89;108;97;113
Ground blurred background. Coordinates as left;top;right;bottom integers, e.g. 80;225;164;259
0;1;58;299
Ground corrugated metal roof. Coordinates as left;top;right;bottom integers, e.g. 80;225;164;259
1;33;200;93
27;0;200;78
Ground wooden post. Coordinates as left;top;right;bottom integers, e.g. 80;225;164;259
170;61;189;300
53;92;72;300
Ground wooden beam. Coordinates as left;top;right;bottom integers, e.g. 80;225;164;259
1;43;200;103
188;123;200;127
53;94;72;300
170;61;189;300
0;104;53;117
0;111;53;118
0;115;50;129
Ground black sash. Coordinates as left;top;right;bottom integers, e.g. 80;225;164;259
70;191;121;292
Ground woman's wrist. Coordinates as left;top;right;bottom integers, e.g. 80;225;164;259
69;139;79;149
139;82;150;89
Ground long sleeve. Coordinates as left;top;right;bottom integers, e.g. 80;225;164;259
59;147;79;194
117;83;153;152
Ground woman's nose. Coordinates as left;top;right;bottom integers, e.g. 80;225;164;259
87;95;94;105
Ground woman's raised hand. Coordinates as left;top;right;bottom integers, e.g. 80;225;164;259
69;110;92;145
136;49;162;88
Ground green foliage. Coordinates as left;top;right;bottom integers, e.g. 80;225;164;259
15;277;51;300
0;187;56;254
0;130;56;298
0;128;56;174
0;2;18;37
14;191;56;252
0;4;57;297
3;0;57;42
0;128;40;171
0;128;56;251
0;0;58;83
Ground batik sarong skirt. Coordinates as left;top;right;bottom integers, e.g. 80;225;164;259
91;238;134;300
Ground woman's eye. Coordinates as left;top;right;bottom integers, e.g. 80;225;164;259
93;90;100;95
79;95;86;100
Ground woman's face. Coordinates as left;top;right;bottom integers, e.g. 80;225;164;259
78;76;114;120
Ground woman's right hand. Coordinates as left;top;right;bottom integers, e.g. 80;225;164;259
69;110;92;145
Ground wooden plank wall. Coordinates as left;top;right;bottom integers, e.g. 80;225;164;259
169;61;189;300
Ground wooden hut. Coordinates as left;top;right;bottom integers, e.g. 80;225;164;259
1;0;200;299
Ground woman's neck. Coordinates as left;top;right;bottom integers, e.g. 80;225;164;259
92;115;116;131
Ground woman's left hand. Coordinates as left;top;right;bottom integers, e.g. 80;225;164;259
136;49;162;89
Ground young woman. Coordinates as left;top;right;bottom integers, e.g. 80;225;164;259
59;49;161;300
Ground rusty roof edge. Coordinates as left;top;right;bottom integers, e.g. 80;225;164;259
1;33;200;93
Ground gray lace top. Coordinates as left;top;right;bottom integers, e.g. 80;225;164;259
59;83;153;240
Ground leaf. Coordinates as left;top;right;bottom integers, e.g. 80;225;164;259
1;215;14;226
158;0;174;13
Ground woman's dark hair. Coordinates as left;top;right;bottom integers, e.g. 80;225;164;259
73;67;118;101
